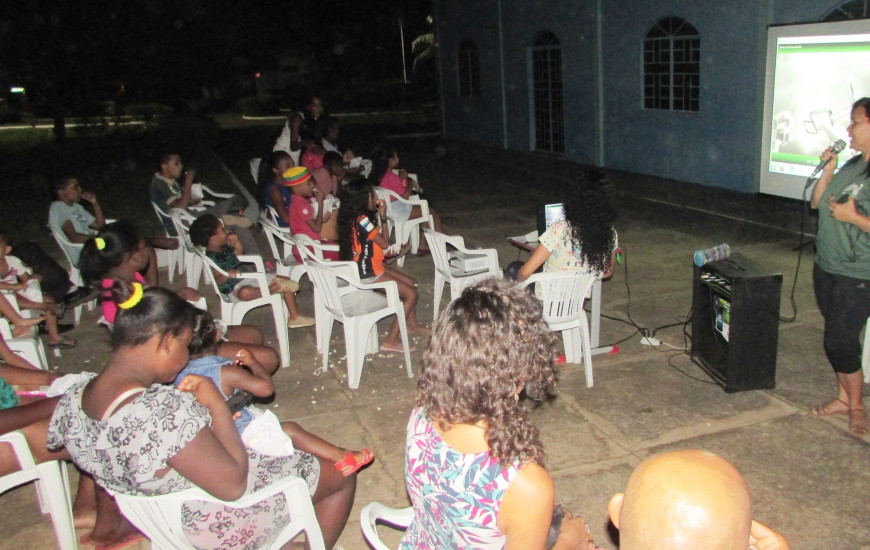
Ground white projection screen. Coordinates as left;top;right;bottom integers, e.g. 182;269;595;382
760;20;870;199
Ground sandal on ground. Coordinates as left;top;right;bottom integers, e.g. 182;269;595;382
47;337;77;349
334;449;375;476
848;405;869;438
810;398;849;416
379;342;416;353
287;315;315;328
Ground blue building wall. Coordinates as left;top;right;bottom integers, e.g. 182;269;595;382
435;0;842;193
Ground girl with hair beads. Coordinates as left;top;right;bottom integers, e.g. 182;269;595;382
47;283;356;549
80;221;280;373
402;279;594;550
180;309;374;475
338;178;427;353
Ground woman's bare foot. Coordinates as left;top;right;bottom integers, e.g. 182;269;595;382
849;405;869;437
810;398;850;416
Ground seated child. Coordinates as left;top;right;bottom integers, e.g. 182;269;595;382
337;178;427;353
189;214;315;328
179;310;374;474
0;231;75;349
284;166;340;261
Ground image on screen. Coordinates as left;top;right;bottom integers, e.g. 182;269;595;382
760;21;870;199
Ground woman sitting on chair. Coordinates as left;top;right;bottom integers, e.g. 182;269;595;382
401;279;595;549
512;171;618;283
46;283;356;549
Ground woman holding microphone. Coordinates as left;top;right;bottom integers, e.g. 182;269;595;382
809;97;870;437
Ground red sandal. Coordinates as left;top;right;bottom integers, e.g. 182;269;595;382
334;449;375;476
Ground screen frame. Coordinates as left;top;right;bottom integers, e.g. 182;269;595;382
759;19;870;199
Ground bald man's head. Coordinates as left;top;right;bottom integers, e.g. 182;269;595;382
609;450;752;550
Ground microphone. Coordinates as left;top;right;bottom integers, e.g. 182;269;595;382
810;139;847;178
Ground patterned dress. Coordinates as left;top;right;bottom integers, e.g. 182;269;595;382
400;407;521;549
47;373;320;550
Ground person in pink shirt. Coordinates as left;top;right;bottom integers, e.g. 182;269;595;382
285;167;339;261
311;151;345;198
371;145;443;254
300;127;326;172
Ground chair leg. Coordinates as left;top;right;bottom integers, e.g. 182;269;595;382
395;311;413;380
580;314;593;388
319;316;335;374
270;298;291;368
432;277;444;319
36;462;77;550
863;319;870;384
344;320;367;389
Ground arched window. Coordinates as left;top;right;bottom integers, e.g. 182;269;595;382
457;39;481;97
531;30;564;153
643;17;700;112
823;0;870;21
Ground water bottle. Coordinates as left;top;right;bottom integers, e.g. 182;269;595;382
694;244;731;267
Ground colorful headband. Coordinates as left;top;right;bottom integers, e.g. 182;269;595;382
282;166;311;186
118;282;144;310
95;237;106;250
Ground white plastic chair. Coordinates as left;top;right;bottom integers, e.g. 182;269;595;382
47;226;95;324
0;431;77;550
149;202;183;282
360;502;414;550
168;209;206;288
374;188;433;267
423;229;501;318
249;158;262;184
113;475;324;550
0;293;51;368
197;250;291;368
260;218;308;282
302;256;413;389
519;271;599;387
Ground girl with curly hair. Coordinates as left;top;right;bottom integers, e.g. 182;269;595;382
402;279;596;550
517;171;618;282
337;177;426;352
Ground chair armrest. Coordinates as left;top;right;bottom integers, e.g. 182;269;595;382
0;431;37;469
236;255;265;272
199;185;234;200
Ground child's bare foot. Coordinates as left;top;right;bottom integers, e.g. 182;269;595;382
849;405;869;437
810;398;850;416
334;448;375;476
11;316;44;337
380;340;416;353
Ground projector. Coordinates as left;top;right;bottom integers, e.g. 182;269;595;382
448;250;489;273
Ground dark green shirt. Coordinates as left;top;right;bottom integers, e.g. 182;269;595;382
815;157;870;279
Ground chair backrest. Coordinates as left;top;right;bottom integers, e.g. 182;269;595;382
197;250;235;304
113;475;324;550
169;209;199;253
422;230;462;279
250;158;262;184
301;257;360;316
293;233;339;261
521;271;599;325
260;217;292;260
151;201;178;237
48;225;84;274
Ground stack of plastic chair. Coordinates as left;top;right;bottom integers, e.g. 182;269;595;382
168;209;206;288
